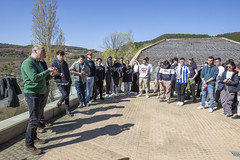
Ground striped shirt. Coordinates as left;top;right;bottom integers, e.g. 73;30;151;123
176;65;190;83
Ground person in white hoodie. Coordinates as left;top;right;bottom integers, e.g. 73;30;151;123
137;58;151;98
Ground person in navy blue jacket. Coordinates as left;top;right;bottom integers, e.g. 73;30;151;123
49;50;73;117
158;60;175;104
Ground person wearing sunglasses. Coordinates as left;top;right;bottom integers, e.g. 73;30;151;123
219;61;239;117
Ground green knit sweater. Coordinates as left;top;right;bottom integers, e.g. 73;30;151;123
21;57;52;94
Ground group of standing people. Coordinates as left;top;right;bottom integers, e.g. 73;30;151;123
21;43;240;155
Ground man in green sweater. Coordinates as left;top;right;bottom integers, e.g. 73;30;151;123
21;44;56;155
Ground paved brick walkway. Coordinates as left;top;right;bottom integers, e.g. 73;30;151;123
1;91;240;160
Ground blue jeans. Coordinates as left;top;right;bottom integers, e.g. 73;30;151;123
124;82;131;94
201;84;215;109
57;84;71;112
75;81;86;103
85;76;94;101
24;93;44;147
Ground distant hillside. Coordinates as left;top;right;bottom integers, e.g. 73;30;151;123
0;43;100;57
134;32;240;49
216;32;240;42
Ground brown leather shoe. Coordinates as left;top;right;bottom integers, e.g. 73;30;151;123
36;127;45;133
24;146;42;155
66;112;73;117
44;122;52;127
34;138;46;144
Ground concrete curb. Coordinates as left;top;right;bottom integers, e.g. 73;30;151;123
0;94;79;145
221;37;240;45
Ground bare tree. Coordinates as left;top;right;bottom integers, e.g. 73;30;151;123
103;31;127;51
32;0;60;64
32;0;65;101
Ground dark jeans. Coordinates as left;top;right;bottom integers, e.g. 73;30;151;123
105;73;111;94
24;93;44;147
131;72;139;92
196;81;202;97
39;85;49;124
57;84;71;112
176;82;187;102
75;81;86;103
171;78;176;97
96;80;103;98
113;77;119;94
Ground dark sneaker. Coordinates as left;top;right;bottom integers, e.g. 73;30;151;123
84;101;88;107
24;146;42;155
34;138;46;144
36;127;45;133
226;114;233;117
57;101;61;108
185;95;190;100
192;98;197;103
232;115;240;119
66;112;73;117
167;100;171;104
159;99;163;102
100;97;104;100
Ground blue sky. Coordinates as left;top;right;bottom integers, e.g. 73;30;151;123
0;0;239;51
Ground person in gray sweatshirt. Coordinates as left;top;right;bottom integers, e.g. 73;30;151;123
69;55;90;108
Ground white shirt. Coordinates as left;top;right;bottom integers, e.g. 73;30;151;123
226;71;234;79
217;66;225;81
148;63;153;73
139;64;151;78
133;65;139;73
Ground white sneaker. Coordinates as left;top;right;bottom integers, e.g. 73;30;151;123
176;102;181;105
134;92;138;95
179;102;184;106
128;92;131;95
220;112;226;116
111;93;115;96
205;101;209;106
137;94;142;97
146;95;149;98
156;96;160;99
208;108;213;113
88;100;92;104
105;94;109;98
197;106;205;110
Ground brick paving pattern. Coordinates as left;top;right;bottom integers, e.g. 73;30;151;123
1;90;240;160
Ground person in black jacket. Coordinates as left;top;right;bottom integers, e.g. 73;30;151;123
85;51;96;103
219;61;239;117
112;57;121;96
118;57;126;92
49;50;73;117
123;60;133;95
105;56;113;98
94;58;105;100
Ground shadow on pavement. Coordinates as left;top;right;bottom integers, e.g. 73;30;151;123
42;123;134;150
77;105;125;115
49;114;123;135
